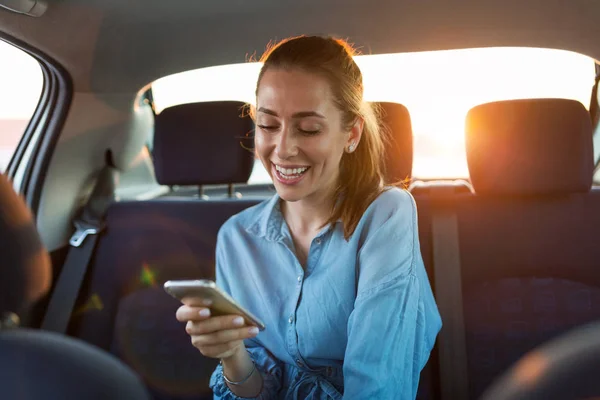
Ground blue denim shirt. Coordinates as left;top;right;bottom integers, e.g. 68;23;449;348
209;187;441;399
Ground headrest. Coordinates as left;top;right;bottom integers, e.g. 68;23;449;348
375;102;413;183
0;174;51;316
109;101;154;171
465;99;594;196
152;101;255;186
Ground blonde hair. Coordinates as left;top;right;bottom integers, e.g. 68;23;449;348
253;35;387;240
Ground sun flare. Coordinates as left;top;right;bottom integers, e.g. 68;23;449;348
152;47;595;181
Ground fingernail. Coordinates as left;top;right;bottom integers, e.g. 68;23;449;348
232;317;244;326
249;327;259;335
202;298;212;306
199;309;210;317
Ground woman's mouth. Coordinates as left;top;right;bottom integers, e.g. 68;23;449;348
272;163;310;185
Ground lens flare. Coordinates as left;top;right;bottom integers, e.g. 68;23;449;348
141;263;158;287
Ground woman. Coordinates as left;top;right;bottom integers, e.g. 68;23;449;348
176;35;441;399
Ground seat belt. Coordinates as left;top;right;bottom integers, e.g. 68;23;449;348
430;185;470;400
41;166;117;333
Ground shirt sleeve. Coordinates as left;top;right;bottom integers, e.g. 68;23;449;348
342;193;441;400
209;343;283;399
209;225;284;399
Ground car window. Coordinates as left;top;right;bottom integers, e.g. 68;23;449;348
151;47;595;183
0;40;43;173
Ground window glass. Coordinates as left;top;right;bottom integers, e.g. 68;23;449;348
152;47;595;183
0;40;44;172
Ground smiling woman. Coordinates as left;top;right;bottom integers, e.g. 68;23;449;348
173;35;442;400
151;45;595;181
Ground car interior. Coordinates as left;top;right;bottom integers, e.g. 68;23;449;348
1;1;600;399
0;171;150;399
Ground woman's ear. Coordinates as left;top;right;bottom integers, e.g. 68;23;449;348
345;118;364;153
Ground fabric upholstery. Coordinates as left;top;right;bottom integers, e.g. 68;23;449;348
152;101;255;186
72;199;259;399
465;98;593;196
457;191;600;398
0;172;150;400
0;329;150;400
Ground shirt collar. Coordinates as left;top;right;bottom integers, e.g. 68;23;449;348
246;194;341;242
246;194;285;242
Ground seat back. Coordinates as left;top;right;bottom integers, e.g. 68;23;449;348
459;99;600;398
72;101;259;399
0;329;151;400
0;173;149;400
75;199;259;398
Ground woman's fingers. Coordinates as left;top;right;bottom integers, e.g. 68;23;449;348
175;305;211;322
176;305;260;359
189;325;259;346
185;314;249;334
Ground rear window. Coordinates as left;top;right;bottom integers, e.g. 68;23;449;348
0;40;43;172
151;47;596;183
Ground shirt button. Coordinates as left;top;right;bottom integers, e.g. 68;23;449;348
315;238;322;245
297;275;302;282
296;359;304;367
288;316;294;324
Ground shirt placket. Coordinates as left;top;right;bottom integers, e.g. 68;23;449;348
284;231;329;369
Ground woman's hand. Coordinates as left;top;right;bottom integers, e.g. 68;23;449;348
176;303;259;360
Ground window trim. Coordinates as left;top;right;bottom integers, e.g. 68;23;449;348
0;32;73;215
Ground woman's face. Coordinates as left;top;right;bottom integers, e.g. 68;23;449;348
255;68;362;205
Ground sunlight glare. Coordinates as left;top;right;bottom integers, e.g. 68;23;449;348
151;47;595;180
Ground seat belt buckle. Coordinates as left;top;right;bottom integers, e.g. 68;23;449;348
70;219;105;247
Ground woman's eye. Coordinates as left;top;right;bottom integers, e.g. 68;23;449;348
257;125;278;132
298;128;321;135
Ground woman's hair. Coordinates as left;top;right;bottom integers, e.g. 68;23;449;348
253;35;388;240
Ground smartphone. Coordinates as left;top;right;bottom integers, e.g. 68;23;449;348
164;279;266;331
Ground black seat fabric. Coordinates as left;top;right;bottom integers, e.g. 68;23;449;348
76;199;259;399
0;329;151;400
443;98;600;399
459;195;600;399
72;101;259;399
0;173;150;400
152;101;255;186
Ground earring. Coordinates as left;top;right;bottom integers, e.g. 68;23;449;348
347;142;356;153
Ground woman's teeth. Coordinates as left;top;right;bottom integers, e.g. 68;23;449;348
275;165;309;178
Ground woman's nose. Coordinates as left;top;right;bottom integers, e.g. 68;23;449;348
275;128;298;159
